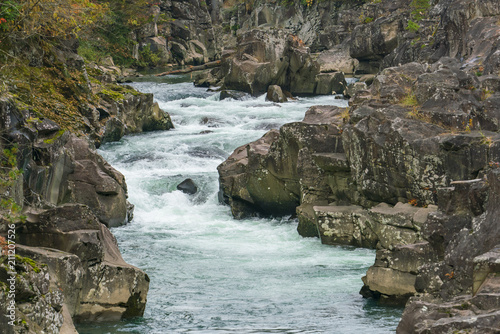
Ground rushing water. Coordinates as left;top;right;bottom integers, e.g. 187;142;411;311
77;75;402;333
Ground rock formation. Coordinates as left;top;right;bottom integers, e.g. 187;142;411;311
2;0;500;332
0;95;153;332
217;0;500;327
157;0;218;65
0;37;173;332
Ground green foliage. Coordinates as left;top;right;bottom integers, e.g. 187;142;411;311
99;89;125;101
1;145;18;169
406;0;430;32
406;20;420;33
0;144;25;224
15;255;42;273
77;39;109;63
98;83;140;101
0;1;20;31
364;17;374;24
77;0;159;67
0;0;107;41
400;89;418;106
410;0;430;22
138;44;161;68
43;129;66;145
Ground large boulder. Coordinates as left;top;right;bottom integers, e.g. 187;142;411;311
316;44;359;74
350;16;401;61
65;136;130;227
218;105;345;218
22;131;131;228
16;204;149;322
314;72;347;95
97;89;174;144
221;29;288;95
222;29;320;95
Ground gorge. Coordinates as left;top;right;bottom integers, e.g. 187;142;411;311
1;0;500;333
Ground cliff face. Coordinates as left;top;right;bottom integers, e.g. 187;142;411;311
216;0;500;332
0;36;173;332
2;0;500;332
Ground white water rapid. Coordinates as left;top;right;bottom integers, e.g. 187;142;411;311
77;75;402;333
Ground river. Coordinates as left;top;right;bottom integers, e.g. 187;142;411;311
76;75;402;333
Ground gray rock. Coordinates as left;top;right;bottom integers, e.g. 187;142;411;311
343;81;367;98
17;204;150;322
350;16;400;60
316;45;359;74
221;30;320;96
220;90;250;101
266;85;287;103
177;178;198;195
218;106;346;218
315;72;346;95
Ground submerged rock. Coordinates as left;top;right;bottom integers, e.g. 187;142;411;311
177;178;198;195
219;90;250;101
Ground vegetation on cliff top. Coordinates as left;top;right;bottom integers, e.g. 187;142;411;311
0;0;157;135
77;0;160;67
0;0;163;67
0;0;106;41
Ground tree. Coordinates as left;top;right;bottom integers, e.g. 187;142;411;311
0;0;107;42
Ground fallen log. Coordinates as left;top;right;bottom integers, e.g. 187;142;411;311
155;60;221;76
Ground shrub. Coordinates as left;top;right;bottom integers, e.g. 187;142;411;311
406;20;420;33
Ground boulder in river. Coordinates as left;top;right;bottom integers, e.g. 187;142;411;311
177;178;198;195
219;90;250;101
221;30;320;96
266;85;287;103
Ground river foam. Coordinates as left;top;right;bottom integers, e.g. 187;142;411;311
78;75;402;333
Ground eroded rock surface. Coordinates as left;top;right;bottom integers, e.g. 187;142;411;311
218;105;345;218
15;205;149;322
396;171;500;333
0;71;158;330
218;52;500;320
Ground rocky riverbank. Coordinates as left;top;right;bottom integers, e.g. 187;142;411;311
0;37;173;332
216;0;500;332
2;0;500;332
